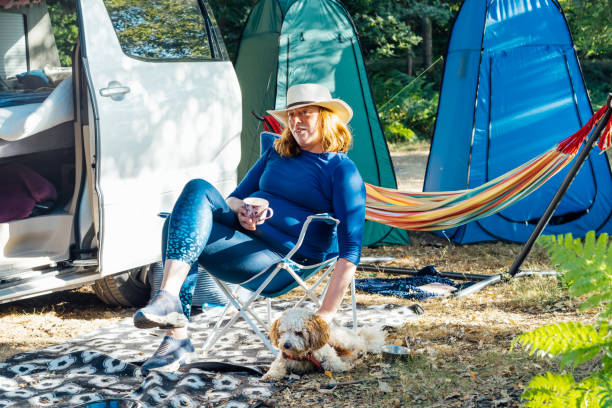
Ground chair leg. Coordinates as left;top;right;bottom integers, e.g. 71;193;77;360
203;271;282;356
286;267;322;305
291;262;335;309
202;306;242;354
201;282;243;354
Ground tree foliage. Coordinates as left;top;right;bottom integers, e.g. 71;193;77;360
47;0;77;66
103;0;212;60
343;0;452;63
207;0;255;61
512;232;612;407
558;0;612;58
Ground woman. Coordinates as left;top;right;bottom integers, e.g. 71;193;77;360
133;83;366;372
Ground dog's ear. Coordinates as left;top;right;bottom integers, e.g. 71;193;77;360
269;318;281;347
306;314;330;350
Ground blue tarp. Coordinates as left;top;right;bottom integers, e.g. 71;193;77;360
355;276;456;300
0;92;50;108
424;0;612;243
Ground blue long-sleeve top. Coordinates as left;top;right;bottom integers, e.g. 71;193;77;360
229;147;366;265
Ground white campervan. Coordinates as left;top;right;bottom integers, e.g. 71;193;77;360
0;0;241;306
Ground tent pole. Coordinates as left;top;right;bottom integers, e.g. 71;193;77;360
357;264;492;281
454;93;612;298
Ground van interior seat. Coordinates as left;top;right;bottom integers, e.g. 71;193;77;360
0;210;73;271
0;76;74;143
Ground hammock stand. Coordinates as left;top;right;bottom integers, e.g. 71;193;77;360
361;95;611;296
453;94;612;297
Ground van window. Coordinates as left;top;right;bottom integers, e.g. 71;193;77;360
0;13;28;80
102;0;224;61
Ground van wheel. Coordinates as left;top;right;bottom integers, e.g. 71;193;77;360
93;265;151;307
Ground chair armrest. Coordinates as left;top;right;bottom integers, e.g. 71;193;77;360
284;214;339;260
306;214;340;225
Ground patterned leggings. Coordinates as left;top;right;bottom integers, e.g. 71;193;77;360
162;179;284;318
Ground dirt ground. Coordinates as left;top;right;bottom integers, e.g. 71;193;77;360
0;144;605;407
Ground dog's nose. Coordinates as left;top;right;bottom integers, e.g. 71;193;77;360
283;342;292;349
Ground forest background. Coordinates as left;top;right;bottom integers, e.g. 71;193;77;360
47;0;611;144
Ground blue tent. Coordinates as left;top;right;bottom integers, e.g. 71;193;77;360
424;0;612;244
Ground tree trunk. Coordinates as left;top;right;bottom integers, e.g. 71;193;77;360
422;16;433;68
406;54;413;76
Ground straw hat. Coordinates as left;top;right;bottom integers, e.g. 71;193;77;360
267;83;353;126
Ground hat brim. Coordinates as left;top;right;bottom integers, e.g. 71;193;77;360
267;99;353;127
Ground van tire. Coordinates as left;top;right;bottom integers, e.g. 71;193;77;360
93;265;152;307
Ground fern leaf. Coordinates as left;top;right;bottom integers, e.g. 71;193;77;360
602;303;612;322
568;271;604;297
593;373;612;408
560;346;601;369
522;372;578;407
595;233;610;265
515;322;610;368
580;293;610;311
526;232;612;407
601;354;612;372
540;231;612;312
608;238;612;269
583;230;597;259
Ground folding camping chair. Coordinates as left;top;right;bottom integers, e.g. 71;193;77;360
200;132;358;356
201;214;357;355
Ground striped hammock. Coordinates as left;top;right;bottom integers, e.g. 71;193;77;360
366;105;612;231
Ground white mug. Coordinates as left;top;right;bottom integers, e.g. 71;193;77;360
243;197;274;220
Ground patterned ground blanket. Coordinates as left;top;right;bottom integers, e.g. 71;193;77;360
0;301;421;407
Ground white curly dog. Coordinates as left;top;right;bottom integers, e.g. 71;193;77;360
262;308;385;381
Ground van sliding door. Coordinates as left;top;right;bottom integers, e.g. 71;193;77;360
77;0;241;276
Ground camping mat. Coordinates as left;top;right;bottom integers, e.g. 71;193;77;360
355;275;458;299
0;300;420;407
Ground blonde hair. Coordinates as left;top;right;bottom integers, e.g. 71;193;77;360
273;107;353;157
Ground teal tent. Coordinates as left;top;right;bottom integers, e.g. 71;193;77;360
234;0;409;247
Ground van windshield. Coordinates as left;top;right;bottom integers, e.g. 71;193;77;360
102;0;215;61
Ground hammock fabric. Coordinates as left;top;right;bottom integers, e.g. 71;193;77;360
260;107;611;231
366;105;612;231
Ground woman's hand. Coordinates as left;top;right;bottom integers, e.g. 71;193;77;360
226;197;267;231
237;205;257;230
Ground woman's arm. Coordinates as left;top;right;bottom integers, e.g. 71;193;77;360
226;148;272;230
226;196;244;214
230;148;270;200
316;258;356;321
316;160;365;320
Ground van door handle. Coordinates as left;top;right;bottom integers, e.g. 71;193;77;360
99;81;130;101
